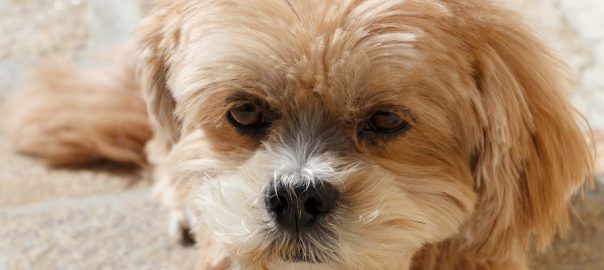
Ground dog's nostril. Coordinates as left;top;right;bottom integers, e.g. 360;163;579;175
268;195;288;215
304;197;324;216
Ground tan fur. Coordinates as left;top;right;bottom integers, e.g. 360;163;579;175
3;51;151;166
4;0;595;269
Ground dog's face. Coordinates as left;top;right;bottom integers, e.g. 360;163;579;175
139;0;592;269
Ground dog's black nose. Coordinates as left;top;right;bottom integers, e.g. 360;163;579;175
265;178;338;232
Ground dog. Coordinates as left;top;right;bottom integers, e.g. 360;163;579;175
4;0;595;269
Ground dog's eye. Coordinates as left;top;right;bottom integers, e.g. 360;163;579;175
364;111;409;133
227;103;266;129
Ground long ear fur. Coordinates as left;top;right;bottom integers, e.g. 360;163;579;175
467;6;594;263
137;0;186;145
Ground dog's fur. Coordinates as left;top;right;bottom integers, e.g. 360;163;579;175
4;0;595;269
3;51;151;167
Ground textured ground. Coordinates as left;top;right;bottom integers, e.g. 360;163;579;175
0;0;603;270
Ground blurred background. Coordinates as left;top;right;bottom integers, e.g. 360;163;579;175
0;0;602;269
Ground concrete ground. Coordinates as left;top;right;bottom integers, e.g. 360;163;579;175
0;136;196;270
0;0;603;269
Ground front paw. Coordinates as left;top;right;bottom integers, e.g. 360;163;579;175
169;209;196;246
196;245;233;270
196;257;231;270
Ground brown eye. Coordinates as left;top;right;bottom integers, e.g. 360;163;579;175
227;103;266;129
365;111;409;133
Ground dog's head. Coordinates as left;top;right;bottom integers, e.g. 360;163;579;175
138;0;593;268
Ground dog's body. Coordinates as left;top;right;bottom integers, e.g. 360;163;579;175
5;0;594;269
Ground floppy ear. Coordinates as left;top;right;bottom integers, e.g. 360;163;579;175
137;1;186;144
469;11;594;257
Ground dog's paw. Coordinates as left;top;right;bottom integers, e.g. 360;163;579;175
169;209;196;246
196;257;231;270
196;243;233;270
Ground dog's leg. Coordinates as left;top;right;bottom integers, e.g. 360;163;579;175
195;226;233;270
2;50;151;167
168;204;196;246
147;134;198;246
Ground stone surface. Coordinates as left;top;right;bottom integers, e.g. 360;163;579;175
0;190;196;270
0;0;144;97
0;131;197;270
0;1;603;270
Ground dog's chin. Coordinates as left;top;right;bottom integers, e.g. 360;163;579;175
266;229;340;264
283;251;323;264
271;259;334;270
279;243;325;264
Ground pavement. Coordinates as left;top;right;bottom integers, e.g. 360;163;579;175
0;136;197;270
0;0;603;269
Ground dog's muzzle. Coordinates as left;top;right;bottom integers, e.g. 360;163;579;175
265;177;339;233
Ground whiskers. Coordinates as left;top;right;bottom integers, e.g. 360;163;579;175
260;221;342;264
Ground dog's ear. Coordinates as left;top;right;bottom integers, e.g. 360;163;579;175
137;1;185;144
469;12;594;255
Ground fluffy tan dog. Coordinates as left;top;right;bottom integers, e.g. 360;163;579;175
5;0;595;269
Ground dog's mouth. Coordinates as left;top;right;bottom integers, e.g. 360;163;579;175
284;249;323;263
267;229;339;264
280;246;333;264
